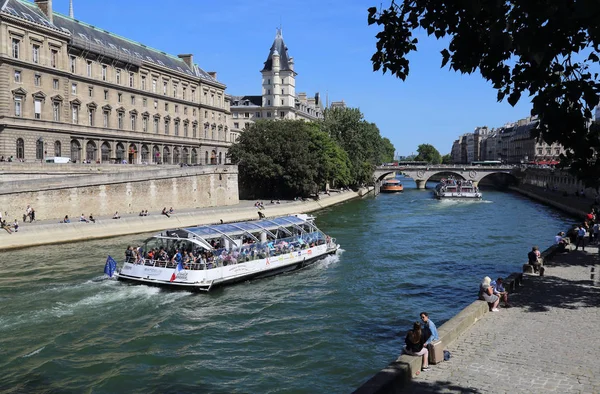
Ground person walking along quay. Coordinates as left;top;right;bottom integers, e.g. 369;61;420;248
402;245;600;393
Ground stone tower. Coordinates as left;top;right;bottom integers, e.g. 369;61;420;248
261;29;297;119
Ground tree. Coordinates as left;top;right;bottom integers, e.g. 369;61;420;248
415;143;441;164
368;1;600;188
228;120;351;198
441;154;452;164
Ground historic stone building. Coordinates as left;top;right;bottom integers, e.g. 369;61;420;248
0;0;233;165
229;29;324;132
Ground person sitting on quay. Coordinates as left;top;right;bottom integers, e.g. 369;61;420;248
80;214;89;223
161;207;170;218
1;219;13;234
113;211;121;219
89;213;96;223
480;276;500;312
12;218;18;233
420;312;439;347
62;215;70;223
403;321;430;371
527;246;542;273
574;225;586;251
555;231;570;253
169;207;175;214
491;278;511;308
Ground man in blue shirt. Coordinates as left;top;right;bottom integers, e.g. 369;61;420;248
420;312;439;346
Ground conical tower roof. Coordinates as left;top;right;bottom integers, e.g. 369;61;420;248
262;28;292;72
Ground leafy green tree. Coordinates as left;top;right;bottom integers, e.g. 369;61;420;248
441;154;452;164
228;120;351;198
368;1;600;188
380;137;396;163
415;143;442;164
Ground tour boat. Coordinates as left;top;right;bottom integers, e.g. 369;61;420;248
111;214;339;292
380;179;404;193
433;177;482;200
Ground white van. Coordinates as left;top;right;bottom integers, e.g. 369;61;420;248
45;157;72;164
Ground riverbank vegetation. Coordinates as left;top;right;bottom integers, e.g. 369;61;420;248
368;1;600;188
228;107;395;199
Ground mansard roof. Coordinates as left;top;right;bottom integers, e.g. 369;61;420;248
231;95;262;107
1;0;217;83
262;29;292;72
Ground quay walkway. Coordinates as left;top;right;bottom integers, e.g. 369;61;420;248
402;245;600;394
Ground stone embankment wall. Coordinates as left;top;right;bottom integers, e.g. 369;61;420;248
519;167;597;197
0;188;371;250
0;165;239;221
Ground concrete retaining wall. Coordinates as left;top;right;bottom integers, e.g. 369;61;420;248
0;165;238;221
509;186;586;218
0;188;370;250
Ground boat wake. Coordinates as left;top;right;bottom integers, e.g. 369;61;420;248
315;253;341;270
22;346;45;358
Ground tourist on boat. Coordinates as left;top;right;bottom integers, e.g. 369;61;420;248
171;249;183;265
125;246;134;263
479;276;500;312
403;321;430;371
491;278;511;308
420;312;439;346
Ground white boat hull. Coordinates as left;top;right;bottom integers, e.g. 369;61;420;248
115;243;339;291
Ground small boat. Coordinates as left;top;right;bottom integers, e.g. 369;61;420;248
380;179;404;193
111;214;339;292
433;177;482;200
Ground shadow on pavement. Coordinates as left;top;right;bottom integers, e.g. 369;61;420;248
399;380;482;394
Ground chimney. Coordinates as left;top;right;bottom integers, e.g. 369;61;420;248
178;54;193;68
34;0;53;23
207;71;217;80
69;0;74;18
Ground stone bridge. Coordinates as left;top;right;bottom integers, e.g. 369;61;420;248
374;164;517;190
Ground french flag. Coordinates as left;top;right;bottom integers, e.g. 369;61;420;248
170;261;184;282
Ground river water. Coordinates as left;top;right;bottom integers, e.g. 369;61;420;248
0;178;574;393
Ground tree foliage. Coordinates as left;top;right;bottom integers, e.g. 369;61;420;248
415;143;442;164
441;153;452;164
368;0;600;188
228;115;391;199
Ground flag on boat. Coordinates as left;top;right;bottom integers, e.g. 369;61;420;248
104;255;117;278
170;260;184;282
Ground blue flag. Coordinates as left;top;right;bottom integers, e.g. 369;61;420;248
104;255;117;278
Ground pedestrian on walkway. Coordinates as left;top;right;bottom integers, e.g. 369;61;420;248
404;321;430;371
575;225;586;251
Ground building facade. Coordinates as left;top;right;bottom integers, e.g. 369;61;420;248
230;29;324;133
0;0;233;165
452;117;566;164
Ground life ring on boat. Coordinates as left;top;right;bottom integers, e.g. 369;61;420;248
469;170;477;179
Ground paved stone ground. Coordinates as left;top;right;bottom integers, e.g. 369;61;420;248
402;244;600;394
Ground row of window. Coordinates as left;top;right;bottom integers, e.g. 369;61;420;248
232;111;286;120
13;138;226;165
9;37;226;109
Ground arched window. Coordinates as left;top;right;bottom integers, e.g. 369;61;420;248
54;141;61;157
86;140;97;162
36;139;44;160
218;152;222;165
211;150;217;165
163;146;171;164
101;142;111;162
70;139;81;162
115;142;125;162
141;145;149;163
173;147;180;164
182;148;189;164
205;151;209;165
128;143;137;164
16;138;24;159
191;148;197;164
153;145;160;163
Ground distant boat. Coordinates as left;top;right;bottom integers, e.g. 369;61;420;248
433;177;482;200
381;179;404;193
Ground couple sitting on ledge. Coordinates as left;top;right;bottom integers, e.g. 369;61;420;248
403;312;439;372
480;276;510;311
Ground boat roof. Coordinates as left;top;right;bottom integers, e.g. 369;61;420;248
165;215;312;241
384;179;401;184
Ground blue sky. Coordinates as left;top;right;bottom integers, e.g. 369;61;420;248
53;0;532;156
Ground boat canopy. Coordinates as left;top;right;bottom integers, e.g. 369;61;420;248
174;215;311;241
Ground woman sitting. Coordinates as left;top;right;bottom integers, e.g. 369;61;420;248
480;276;500;312
403;321;430;371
